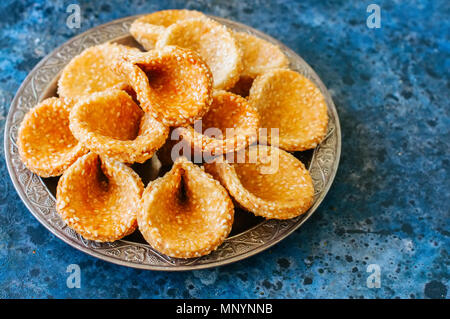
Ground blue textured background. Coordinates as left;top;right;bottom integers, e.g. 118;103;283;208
0;0;448;299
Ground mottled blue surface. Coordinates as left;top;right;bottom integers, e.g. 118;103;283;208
0;0;449;299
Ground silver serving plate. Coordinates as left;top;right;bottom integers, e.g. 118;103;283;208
4;15;341;270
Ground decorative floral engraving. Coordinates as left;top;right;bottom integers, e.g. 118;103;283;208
4;16;340;270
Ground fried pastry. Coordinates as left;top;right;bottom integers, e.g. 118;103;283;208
17;97;88;177
248;69;328;151
235;32;288;78
130;9;206;50
113;46;213;127
58;43;140;99
69;89;169;163
205;145;314;219
139;157;234;258
180;90;259;157
56;153;144;242
157;18;242;90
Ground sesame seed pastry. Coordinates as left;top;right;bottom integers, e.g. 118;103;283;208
56;153;144;242
69;89;169;164
157;18;243;90
228;32;289;97
130;9;206;50
248;68;329;151
205;145;314;220
112;46;213;127
180;90;260;157
17;97;88;177
57;43;140;99
138;157;234;258
234;31;289;79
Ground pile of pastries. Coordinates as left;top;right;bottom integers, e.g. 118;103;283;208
17;10;328;258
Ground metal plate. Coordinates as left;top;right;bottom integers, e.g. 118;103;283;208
4;15;341;271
